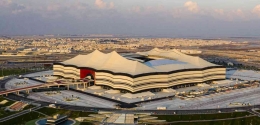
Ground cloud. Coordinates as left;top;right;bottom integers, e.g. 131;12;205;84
47;4;61;12
252;5;260;16
171;8;185;18
212;8;248;21
214;9;224;15
109;2;114;9
11;4;26;14
234;9;245;18
130;5;166;15
95;0;106;9
95;0;114;9
0;0;12;7
72;2;88;10
130;6;141;13
184;1;199;13
0;0;27;15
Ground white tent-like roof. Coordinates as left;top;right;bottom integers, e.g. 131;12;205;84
137;48;216;68
58;49;219;76
61;50;156;75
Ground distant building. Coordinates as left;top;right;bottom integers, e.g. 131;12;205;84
46;114;68;125
227;62;234;66
49;49;72;53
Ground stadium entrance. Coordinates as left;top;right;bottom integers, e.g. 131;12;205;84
85;74;95;86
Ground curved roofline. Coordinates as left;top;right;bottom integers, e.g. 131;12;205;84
57;48;223;76
137;48;216;67
54;62;225;78
62;49;156;75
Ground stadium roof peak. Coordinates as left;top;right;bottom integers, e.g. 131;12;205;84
59;48;218;76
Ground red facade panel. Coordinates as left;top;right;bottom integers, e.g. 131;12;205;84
80;69;95;80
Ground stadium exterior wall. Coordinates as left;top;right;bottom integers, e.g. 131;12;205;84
53;63;226;93
80;69;95;79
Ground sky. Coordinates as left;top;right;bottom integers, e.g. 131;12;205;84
0;0;260;37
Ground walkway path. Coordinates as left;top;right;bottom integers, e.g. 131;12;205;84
147;115;256;124
249;109;260;117
0;106;43;123
32;110;48;117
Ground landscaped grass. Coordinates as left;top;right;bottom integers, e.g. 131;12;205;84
0;96;15;108
35;107;96;125
1;112;44;125
25;118;41;125
0;97;36;119
25;115;92;125
153;112;251;122
37;107;95;118
0;97;16;118
79;122;94;125
0;109;16;119
0;68;27;77
23;105;35;110
0;104;36;119
0;68;50;77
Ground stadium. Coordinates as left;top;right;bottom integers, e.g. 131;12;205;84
53;48;226;93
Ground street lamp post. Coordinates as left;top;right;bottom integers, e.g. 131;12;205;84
1;67;2;77
1;62;3;77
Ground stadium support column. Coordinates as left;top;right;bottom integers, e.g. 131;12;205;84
67;85;69;90
76;83;78;89
83;82;86;89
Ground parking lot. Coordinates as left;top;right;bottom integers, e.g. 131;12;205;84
139;85;260;110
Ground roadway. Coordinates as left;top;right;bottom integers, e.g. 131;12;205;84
0;76;15;91
1;93;260;125
0;77;91;96
144;115;256;124
6;93;260;115
2;74;260;115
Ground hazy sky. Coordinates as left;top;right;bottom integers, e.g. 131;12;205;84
1;0;260;37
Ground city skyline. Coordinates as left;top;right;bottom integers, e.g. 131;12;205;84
0;0;260;37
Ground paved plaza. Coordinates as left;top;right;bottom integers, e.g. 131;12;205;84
5;78;43;90
23;70;53;78
226;69;260;81
4;70;260;110
138;86;260;110
28;90;117;108
82;87;175;103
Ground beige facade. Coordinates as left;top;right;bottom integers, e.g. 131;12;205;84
53;49;226;93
